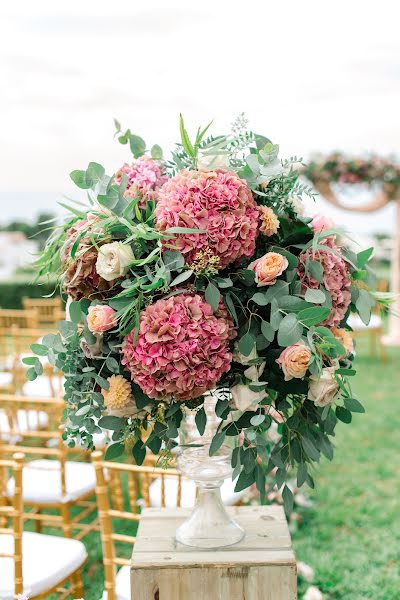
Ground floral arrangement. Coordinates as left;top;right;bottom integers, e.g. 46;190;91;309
28;115;381;511
304;151;400;196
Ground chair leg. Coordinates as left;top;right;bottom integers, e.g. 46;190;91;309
35;508;42;533
60;503;72;538
72;570;84;598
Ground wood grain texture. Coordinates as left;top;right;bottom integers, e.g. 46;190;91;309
131;506;297;600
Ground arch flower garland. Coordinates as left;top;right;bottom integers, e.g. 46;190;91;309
304;151;400;197
27;116;383;512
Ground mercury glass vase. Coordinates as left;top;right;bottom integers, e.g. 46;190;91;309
175;393;244;548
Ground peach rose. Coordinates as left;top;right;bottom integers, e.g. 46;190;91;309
331;327;354;356
248;252;288;286
276;342;311;381
87;305;117;333
308;367;340;407
258;206;280;237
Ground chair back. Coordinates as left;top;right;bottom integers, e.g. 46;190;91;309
0;326;64;396
22;297;64;329
92;451;182;600
0;452;24;597
0;308;39;330
0;395;68;497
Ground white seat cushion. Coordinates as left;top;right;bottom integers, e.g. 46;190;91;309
7;459;96;504
149;475;246;509
100;565;130;600
0;410;48;442
0;371;13;387
23;375;64;398
0;530;87;599
348;313;382;330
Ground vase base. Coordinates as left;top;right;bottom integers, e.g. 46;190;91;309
176;517;244;549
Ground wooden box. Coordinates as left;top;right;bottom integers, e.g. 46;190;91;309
131;505;297;600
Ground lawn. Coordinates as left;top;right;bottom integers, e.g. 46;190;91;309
49;342;400;600
294;344;400;599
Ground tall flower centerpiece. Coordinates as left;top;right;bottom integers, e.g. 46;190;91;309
29;115;382;547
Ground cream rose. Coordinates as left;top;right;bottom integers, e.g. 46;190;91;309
308;367;340;407
96;242;134;282
248;252;288;286
289;195;305;217
276;342;311;381
258;206;280;237
197;153;230;172
87;305;117;333
230;358;266;412
230;385;265;412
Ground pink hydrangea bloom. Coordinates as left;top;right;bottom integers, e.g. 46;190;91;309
155;169;259;269
297;241;351;327
114;156;168;207
121;293;235;401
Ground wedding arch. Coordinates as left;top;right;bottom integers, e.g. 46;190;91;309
304;152;400;346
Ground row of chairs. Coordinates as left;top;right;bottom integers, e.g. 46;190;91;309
0;394;202;599
0;297;64;330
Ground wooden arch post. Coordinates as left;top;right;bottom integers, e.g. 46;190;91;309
313;180;400;346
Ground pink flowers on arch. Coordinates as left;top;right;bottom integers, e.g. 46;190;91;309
114;156;168;207
155;169;259;269
121;293;235;401
297;242;351;327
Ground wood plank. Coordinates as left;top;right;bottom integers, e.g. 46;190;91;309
132;506;296;569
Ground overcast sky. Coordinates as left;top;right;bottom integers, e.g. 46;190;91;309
0;0;399;234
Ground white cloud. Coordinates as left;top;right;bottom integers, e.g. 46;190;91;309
0;0;398;233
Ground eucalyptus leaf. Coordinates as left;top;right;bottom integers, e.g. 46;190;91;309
277;314;303;346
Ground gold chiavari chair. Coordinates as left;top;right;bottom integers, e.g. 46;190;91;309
8;326;64;397
0;395;98;541
0;451;87;599
0;308;39;330
22;297;64;330
92;450;183;600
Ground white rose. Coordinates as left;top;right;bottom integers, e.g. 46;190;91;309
96;242;134;281
230;360;266;412
230;384;265;413
308;367;339;408
289;195;305;217
197;153;230;172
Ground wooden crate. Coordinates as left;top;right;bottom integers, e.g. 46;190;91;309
131;505;297;600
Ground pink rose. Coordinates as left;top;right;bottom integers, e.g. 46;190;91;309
276;342;311;381
312;214;335;233
248;252;288;286
87;305;117;333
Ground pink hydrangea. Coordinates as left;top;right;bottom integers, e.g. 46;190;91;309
121;293;235;401
155;169;259;269
297;241;351;327
114;156;168;207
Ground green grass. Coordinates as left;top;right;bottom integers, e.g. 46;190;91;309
44;342;400;600
294;344;400;599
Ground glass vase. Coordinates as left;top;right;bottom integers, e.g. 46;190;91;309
175;393;244;548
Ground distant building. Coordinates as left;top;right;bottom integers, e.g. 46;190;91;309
0;231;38;280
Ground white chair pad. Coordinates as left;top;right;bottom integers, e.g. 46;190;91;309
0;410;48;442
100;565;130;600
23;375;64;398
348;313;382;330
149;475;246;509
0;371;13;387
7;459;96;504
0;530;87;599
